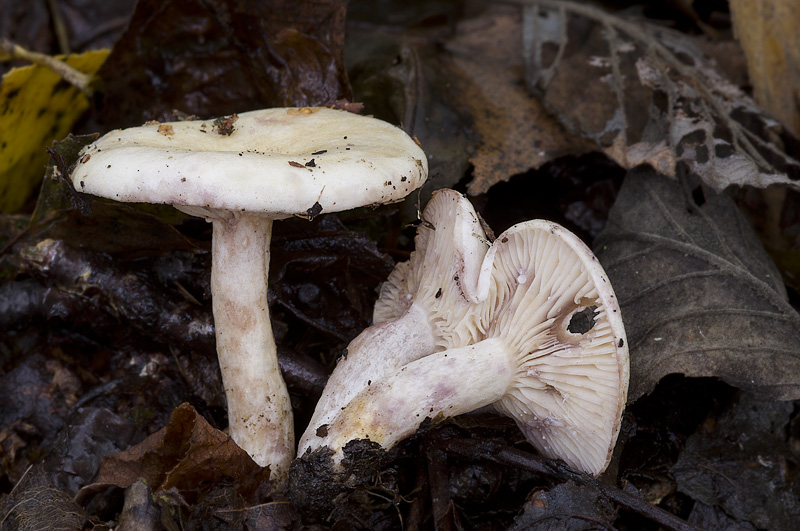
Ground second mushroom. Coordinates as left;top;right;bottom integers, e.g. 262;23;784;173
300;190;629;476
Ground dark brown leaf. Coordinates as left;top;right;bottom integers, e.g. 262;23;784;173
270;215;395;343
43;407;139;496
510;481;617;530
346;30;475;200
595;166;800;400
97;0;350;129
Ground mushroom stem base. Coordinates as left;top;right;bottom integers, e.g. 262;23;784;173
310;337;513;460
298;303;437;455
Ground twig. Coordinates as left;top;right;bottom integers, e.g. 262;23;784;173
441;437;699;531
46;0;72;54
0;38;91;95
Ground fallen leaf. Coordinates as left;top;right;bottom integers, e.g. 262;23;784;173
97;0;350;128
515;0;800;192
0;49;108;212
443;4;592;195
345;31;475;199
270;215;395;343
595;166;800;400
80;403;271;505
0;352;77;435
510;481;617;530
43;407;138;495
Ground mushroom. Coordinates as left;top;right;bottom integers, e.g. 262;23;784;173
297;189;492;455
302;217;629;476
70;107;428;486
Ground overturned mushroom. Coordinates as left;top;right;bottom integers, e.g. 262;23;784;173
303;218;629;476
297;189;492;455
70;107;428;486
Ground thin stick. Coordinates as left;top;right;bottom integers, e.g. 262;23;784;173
441;437;699;531
0;38;90;95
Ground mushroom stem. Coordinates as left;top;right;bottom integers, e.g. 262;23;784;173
211;214;293;485
298;304;437;455
306;337;513;460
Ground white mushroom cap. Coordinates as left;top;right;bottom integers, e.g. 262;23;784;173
71;107;427;218
297;189;491;456
305;216;629;477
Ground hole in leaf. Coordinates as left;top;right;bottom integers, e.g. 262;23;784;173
692;185;706;207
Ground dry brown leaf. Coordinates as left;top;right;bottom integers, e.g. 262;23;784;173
78;403;270;505
729;1;800;260
443;4;592;195
730;0;800;136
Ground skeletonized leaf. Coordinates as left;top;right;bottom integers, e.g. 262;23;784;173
513;0;800;192
595;167;800;401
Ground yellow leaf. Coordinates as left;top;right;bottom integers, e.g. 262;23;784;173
0;48;109;213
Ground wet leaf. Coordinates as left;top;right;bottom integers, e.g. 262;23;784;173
595;167;800;400
43;407;138;495
270;215;395;343
346;30;475;200
0;0;135;68
517;0;800;192
0;49;108;212
0;352;79;436
671;392;800;529
97;0;350;129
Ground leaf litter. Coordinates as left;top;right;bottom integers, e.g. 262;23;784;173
515;0;800;192
672;391;800;529
441;2;593;195
1;0;800;529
